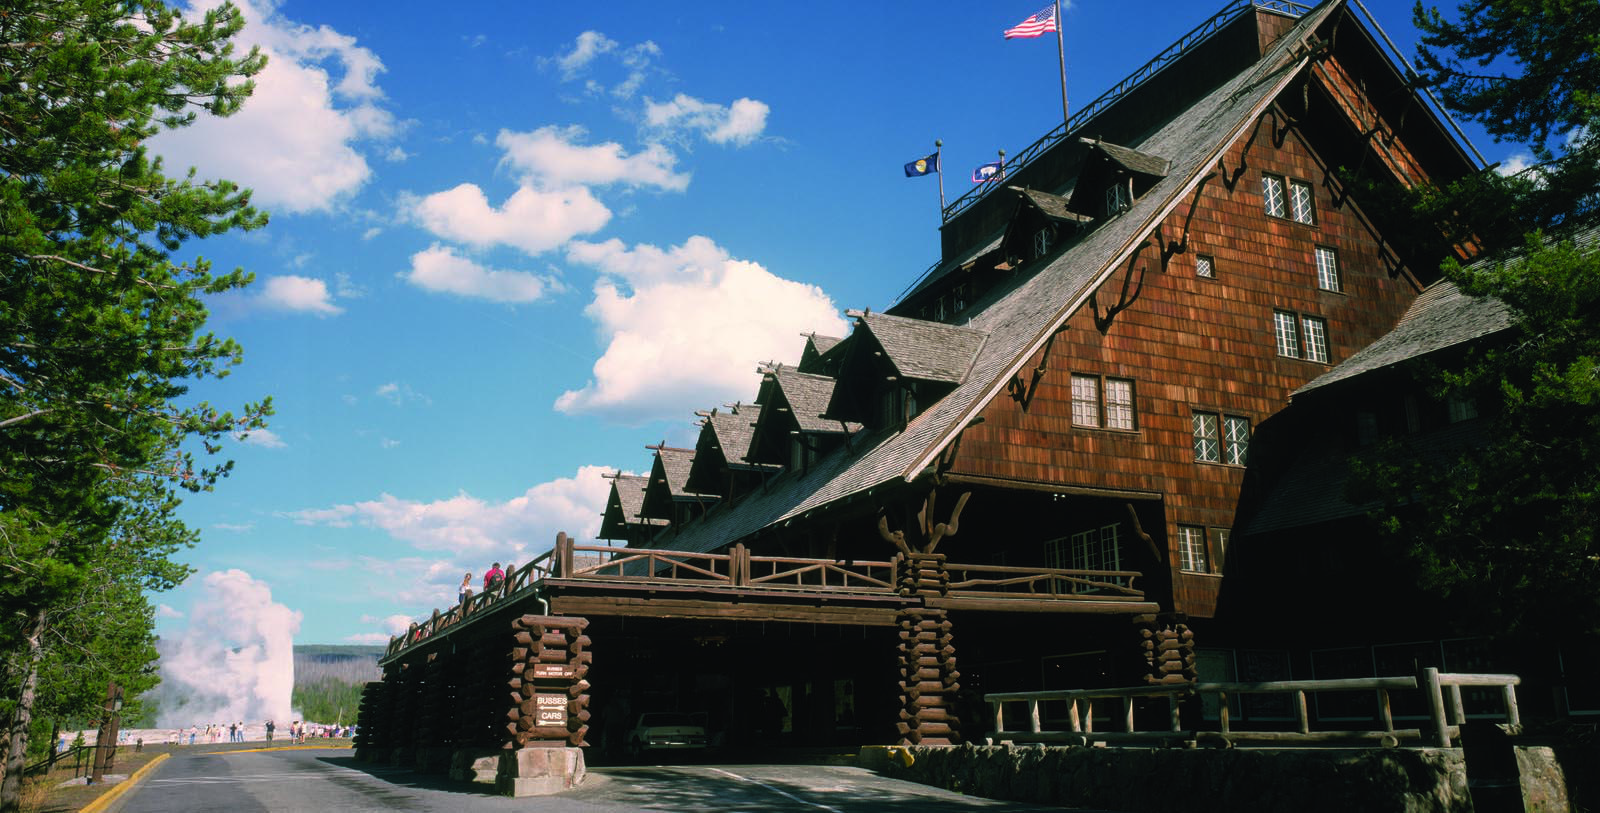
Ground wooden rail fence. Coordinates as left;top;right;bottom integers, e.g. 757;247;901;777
987;668;1520;748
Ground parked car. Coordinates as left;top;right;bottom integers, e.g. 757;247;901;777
626;712;707;757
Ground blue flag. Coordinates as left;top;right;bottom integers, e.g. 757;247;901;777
904;152;940;177
972;161;1003;183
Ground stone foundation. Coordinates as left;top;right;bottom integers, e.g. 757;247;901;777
865;744;1473;813
495;746;586;797
448;748;501;784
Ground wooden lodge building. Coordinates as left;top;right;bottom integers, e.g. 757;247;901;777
366;0;1588;763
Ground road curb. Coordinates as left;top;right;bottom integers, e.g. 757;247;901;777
81;752;168;813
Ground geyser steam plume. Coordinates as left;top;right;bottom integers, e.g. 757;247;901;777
155;569;302;727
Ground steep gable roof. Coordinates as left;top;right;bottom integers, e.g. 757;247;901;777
652;1;1350;554
640;446;717;520
857;311;987;385
599;473;666;539
772;366;858;434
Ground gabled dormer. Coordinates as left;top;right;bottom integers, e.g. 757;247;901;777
1000;187;1095;270
639;445;718;526
798;333;848;376
825;310;987;430
598;472;668;547
1066;137;1171;218
685;403;779;500
748;365;860;471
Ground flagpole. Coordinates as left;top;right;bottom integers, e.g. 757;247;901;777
1054;0;1068;126
935;139;946;215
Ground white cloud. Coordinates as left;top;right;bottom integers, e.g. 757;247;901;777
644;94;770;146
380;437;401;449
213;522;256;533
551;31;660;98
257;275;342;316
1498;152;1536;177
496;126;688;191
287;465;615;557
557;236;847;422
361;613;415;635
402;244;562;303
344;632;391;645
406;182;611;256
157;604;183;619
384;146;411;162
235;427;287;448
150;0;398;213
376;381;431;406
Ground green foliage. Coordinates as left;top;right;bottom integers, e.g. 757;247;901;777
1412;0;1600;233
1351;232;1600;639
0;1;269;805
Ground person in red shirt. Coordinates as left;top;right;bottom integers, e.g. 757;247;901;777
483;562;504;591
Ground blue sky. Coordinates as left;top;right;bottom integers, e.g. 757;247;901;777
147;0;1509;645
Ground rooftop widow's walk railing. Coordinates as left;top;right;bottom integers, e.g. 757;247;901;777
938;0;1312;224
987;668;1520;748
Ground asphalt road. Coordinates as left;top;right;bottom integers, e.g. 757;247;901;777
105;746;1089;812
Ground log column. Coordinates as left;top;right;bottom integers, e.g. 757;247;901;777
894;608;962;745
504;615;592;748
1136;613;1197;685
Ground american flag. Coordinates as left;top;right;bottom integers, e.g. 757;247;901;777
1004;5;1058;39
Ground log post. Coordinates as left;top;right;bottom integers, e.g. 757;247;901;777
894;608;961;745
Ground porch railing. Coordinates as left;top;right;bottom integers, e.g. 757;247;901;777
987;668;1520;748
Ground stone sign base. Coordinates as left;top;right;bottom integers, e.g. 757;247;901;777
496;746;586;797
448;748;501;785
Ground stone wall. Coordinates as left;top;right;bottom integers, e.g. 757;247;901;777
867;744;1473;813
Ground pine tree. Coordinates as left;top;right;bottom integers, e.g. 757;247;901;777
0;2;269;807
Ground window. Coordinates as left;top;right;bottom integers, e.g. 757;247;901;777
1195;254;1215;278
1314;246;1341;292
1045;524;1125;592
1033;226;1054;258
1289;180;1315;224
1263;173;1314;224
1194;411;1250;465
1448;395;1479;423
1105;181;1132;216
1070;374;1137;431
1178;525;1209;572
1209;527;1230;572
1262;174;1286;219
1273;310;1300;357
1275;310;1330;363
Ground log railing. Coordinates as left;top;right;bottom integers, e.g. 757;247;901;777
987;668;1521;748
385;534;1148;658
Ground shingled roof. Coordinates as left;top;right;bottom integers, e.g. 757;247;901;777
772;366;859;434
1015;187;1095;225
599;473;667;539
857;311;987;385
706;404;765;467
1084;137;1173;178
651;1;1347;555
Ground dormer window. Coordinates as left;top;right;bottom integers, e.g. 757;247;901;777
1033;226;1054;259
1105;179;1132;216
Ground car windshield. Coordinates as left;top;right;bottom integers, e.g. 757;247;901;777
641;713;695;728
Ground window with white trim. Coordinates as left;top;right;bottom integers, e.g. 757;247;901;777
1196;254;1215;279
1314;246;1341;292
1178;525;1209;572
1033;227;1053;258
1070;374;1137;431
1263;173;1314;224
1275;310;1331;363
1105;181;1132;216
1194;411;1250;465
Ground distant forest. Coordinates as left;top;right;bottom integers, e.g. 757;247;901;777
292;645;380;724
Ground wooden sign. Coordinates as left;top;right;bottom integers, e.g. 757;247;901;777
535;693;567;726
532;663;576;679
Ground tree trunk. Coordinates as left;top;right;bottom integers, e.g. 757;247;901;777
0;609;48;813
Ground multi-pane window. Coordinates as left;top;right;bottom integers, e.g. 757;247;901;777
1263;173;1314;224
1196;254;1215;278
1448;395;1479;423
1194;411;1250;465
1033;227;1052;258
1070;374;1136;430
1106;181;1132;215
1275;310;1330;363
1262;174;1287;219
1301;315;1329;363
1314;246;1341;292
1178;525;1209;572
1046;525;1125;592
1209;528;1230;572
1273;310;1300;357
1289;180;1315;224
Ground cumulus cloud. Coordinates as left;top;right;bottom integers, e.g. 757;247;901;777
257;275;342;315
153;569;301;727
557;236;847;422
402;244;562;303
286;465;615;557
157;604;183;619
406;183;611;256
150;0;399;213
344;632;391;645
645;94;770;146
496;126;688;191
